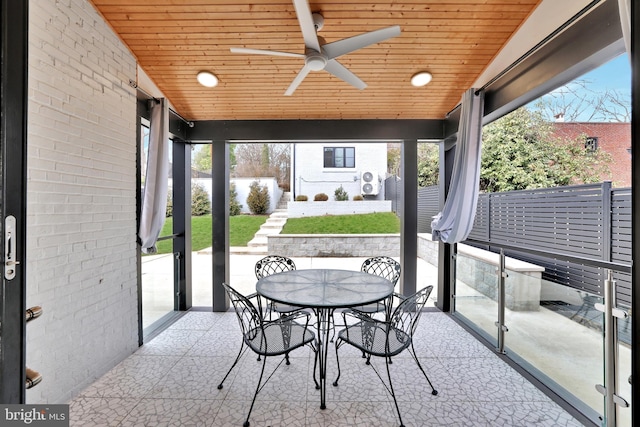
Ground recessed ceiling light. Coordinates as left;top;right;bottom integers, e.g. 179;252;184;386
197;71;218;88
411;71;433;87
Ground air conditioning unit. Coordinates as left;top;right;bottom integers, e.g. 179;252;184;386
360;170;379;196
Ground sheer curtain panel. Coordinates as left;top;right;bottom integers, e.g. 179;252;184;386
431;88;484;244
139;98;170;254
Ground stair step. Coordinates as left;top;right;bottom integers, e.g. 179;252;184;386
263;220;286;227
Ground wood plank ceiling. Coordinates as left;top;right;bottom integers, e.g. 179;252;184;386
90;0;541;121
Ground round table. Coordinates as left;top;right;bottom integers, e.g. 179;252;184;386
256;268;394;409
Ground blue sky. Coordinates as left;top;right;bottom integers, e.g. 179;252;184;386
534;53;631;122
584;53;631;93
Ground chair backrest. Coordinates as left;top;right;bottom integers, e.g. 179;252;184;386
222;283;261;341
255;255;296;279
390;286;433;340
361;256;401;285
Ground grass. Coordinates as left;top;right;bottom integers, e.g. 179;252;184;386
229;215;269;246
281;212;400;234
149;212;399;255
152;214;268;255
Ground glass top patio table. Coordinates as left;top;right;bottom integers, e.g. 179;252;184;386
256;268;394;410
255;268;394;309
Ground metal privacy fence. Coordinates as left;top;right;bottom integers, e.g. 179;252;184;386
385;179;632;306
468;182;631;306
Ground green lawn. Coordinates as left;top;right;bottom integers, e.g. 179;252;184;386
153;215;268;255
149;212;399;255
281;212;400;234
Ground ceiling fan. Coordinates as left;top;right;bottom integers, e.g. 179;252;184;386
230;0;401;96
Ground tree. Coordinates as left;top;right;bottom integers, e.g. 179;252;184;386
417;143;439;187
234;143;291;189
229;182;242;216
387;146;401;175
534;79;631;122
192;145;212;172
191;183;211;216
480;107;612;192
246;180;270;215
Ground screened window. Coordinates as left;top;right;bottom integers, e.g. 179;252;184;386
324;147;355;168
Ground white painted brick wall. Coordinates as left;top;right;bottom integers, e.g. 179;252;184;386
292;142;388;200
287;200;392;218
26;0;138;404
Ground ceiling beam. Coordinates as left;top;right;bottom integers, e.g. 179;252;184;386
186;119;444;142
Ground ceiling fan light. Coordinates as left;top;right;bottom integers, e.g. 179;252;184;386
197;71;218;87
411;71;432;87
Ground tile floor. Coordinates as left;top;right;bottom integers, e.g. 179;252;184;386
69;310;584;426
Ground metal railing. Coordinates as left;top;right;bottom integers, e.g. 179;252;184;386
458;238;631;426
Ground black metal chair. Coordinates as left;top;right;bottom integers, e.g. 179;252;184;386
333;286;437;427
342;256;402;355
217;283;316;427
255;255;302;317
348;256;402;316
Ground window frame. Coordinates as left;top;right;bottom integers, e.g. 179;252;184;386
323;146;356;168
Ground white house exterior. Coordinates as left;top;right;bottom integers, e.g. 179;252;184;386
290;142;388;201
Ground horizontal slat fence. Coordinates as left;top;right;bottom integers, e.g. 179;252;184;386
391;179;631;305
466;182;631;306
418;185;439;234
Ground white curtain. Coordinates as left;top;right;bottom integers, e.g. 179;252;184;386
139;98;170;254
431;88;485;243
618;0;631;57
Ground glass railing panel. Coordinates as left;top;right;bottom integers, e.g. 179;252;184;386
454;251;498;345
141;251;175;330
504;268;604;422
192;248;213;307
616;301;632;426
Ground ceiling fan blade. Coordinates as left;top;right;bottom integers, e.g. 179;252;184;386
324;60;367;90
323;25;401;59
292;0;321;52
230;47;304;58
285;64;312;96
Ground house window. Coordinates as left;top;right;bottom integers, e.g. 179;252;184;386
324;147;355;168
585;137;598;152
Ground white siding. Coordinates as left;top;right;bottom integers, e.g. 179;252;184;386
292;142;388;201
26;0;138;403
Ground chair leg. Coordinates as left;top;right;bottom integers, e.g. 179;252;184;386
217;343;246;390
409;342;438;395
244;355;268;427
385;356;405;427
313;343;320;390
332;339;343;387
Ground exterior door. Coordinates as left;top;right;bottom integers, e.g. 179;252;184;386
0;0;28;403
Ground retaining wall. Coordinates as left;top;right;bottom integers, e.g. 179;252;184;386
269;232;544;310
287;200;392;218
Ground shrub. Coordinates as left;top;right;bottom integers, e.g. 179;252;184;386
191;183;211;216
247;180;270;214
165;192;173;217
295;195;308;201
314;193;329;201
334;185;349;201
352;194;364;201
229;182;242;216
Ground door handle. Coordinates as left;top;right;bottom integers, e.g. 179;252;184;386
5;215;19;280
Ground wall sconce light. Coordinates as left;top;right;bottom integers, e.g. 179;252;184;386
197;71;219;87
411;71;433;87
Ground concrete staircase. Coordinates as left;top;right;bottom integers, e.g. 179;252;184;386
238;192;290;254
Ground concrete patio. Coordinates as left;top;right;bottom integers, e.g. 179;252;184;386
68;309;583;426
136;249;632;426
